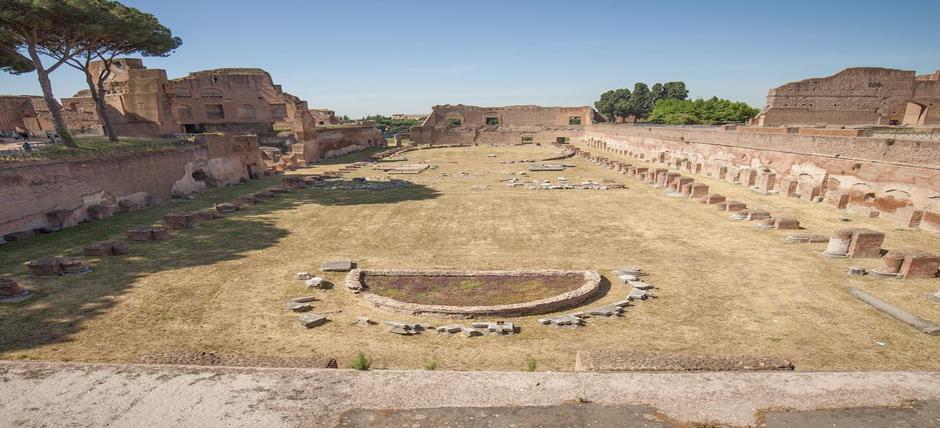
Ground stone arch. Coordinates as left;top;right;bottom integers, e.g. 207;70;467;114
825;177;841;191
200;88;223;99
237;104;257;120
875;189;914;212
848;182;875;203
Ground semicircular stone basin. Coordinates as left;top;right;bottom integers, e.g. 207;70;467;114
344;269;602;318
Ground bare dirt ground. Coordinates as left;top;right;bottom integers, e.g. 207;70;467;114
1;144;939;371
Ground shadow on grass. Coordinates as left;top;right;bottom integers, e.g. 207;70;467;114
307;146;391;166
0;175;439;355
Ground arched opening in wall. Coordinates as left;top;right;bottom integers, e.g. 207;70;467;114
927;195;940;212
825;177;841;191
238;104;257;120
174;88;192;98
902;102;927;125
848;183;875;204
445;112;464;127
876;189;913;212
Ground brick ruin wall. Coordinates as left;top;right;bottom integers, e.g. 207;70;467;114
580;125;940;233
0;135;263;239
316;126;385;159
753;67;940;127
411;105;595;146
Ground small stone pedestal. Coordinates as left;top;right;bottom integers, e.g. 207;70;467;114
126;227;169;242
871;252;905;277
83;241;129;256
26;258;61;276
0;278;31;303
162;213;198;230
899;251;940;279
775;218;801;230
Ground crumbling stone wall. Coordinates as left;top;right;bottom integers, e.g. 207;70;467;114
309;109;339;126
57;60;318;140
411;104;597;146
581;124;940;233
294;125;384;162
0;134;262;239
753;67;940;127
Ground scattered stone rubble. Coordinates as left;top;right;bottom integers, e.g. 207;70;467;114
314;178;410;191
82;241;129;257
26;257;91;276
321;260;354;272
126;226;169;242
376;320;517;337
506;177;625;191
0;277;31;303
539;266;655;328
298;313;328;328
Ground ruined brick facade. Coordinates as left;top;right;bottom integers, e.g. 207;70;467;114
580;125;940;234
0;134;263;238
752;67;940;127
54;59;380;161
410;104;602;146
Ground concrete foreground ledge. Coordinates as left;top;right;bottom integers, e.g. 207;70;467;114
2;361;940;427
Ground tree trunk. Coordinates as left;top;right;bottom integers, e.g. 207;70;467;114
83;69;117;141
26;45;75;147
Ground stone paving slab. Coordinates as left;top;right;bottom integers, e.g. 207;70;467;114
2;361;940;427
336;404;671;427
762;400;940;428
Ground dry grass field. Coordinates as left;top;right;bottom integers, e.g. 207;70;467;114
1;144;939;372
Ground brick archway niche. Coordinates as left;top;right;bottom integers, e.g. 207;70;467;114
344;269;603;318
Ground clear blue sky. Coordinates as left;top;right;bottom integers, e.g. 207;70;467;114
2;0;939;118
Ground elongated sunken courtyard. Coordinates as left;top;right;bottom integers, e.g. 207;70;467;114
2;142;939;372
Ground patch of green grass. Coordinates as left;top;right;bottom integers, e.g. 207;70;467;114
526;357;538;372
424;358;438;370
349;352;372;370
3;137;197;164
458;279;483;290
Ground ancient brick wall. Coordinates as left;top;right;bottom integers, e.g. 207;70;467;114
411;104;594;145
0;135;263;239
314;126;384;159
753;67;940;126
581;124;940;232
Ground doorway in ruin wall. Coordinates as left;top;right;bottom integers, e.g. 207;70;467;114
901;102;927;126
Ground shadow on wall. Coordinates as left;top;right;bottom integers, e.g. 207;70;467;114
0;175;440;356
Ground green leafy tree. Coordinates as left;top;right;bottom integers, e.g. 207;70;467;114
626;82;652;122
595;81;688;123
0;32;33;73
47;0;181;142
647;97;759;125
662;81;689;100
0;0;91;147
594;90;617;121
365;114;421;136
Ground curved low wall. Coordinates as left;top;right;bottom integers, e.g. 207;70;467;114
344;269;603;318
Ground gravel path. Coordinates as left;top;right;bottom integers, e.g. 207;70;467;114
1;361;940;427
